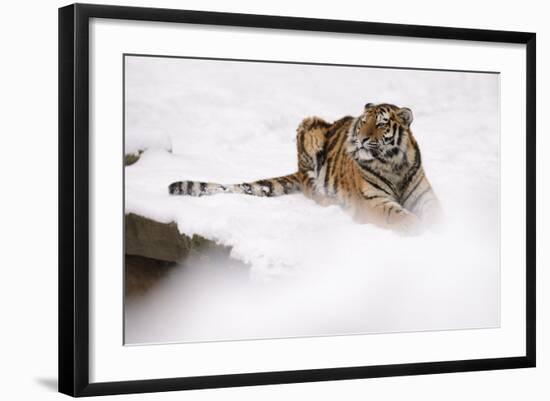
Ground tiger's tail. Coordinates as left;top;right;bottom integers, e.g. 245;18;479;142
168;172;303;197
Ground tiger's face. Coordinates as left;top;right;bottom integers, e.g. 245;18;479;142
349;103;414;162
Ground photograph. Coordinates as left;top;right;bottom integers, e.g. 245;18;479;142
123;54;500;345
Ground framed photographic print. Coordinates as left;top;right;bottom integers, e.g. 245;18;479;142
58;3;536;397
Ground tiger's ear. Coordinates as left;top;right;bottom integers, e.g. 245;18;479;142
364;102;375;110
397;107;413;127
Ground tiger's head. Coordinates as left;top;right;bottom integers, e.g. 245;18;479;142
347;103;414;163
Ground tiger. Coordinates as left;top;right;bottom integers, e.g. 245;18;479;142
168;103;442;234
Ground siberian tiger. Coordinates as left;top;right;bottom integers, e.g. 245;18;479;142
168;103;441;233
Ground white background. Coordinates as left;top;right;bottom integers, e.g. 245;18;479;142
0;0;547;399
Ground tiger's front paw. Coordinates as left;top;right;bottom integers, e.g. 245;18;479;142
395;212;422;236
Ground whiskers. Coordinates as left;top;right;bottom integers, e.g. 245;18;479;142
363;141;380;151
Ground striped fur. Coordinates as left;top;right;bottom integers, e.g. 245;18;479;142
169;103;442;233
168;173;302;197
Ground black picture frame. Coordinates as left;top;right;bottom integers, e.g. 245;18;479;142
59;3;536;397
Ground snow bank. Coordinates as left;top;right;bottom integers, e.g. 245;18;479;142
124;56;499;344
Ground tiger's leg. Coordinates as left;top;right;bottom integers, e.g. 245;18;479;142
401;176;443;227
354;190;420;234
295;117;334;205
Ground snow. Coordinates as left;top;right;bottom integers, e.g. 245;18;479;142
124;56;500;344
